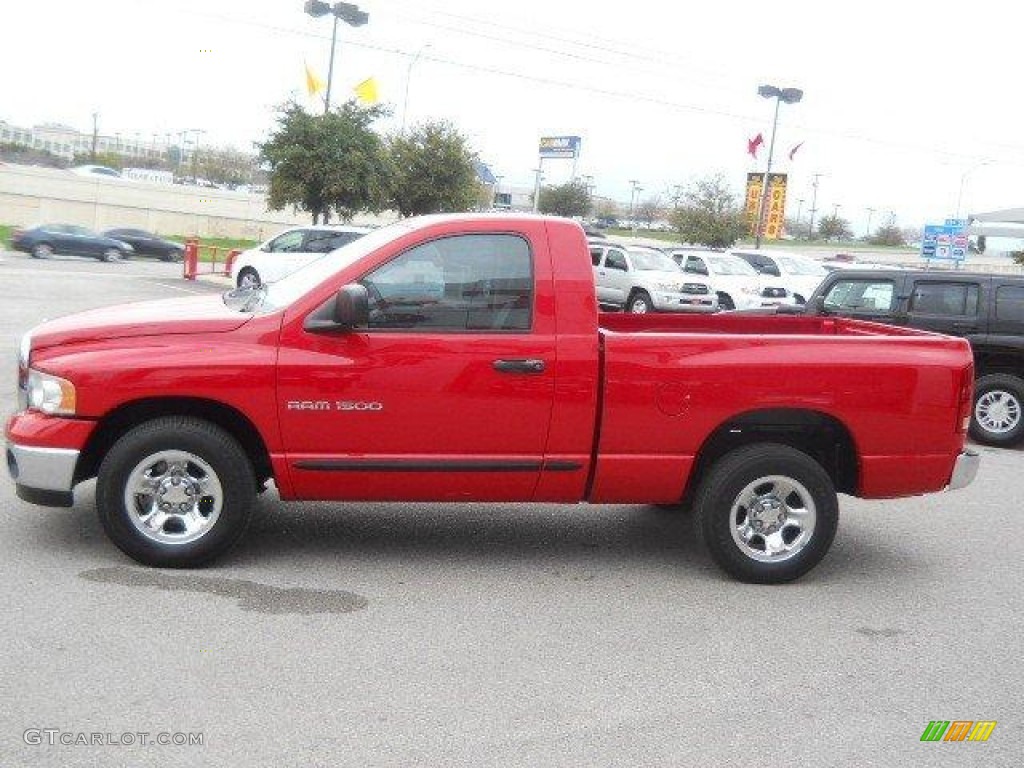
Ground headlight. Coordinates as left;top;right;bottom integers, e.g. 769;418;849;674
26;369;76;415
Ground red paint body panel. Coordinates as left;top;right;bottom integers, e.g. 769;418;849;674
7;214;973;507
5;412;95;450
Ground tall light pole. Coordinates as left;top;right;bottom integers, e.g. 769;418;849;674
754;84;803;248
304;1;369;115
864;207;875;239
955;160;991;219
807;173;822;240
628;180;642;235
400;44;431;134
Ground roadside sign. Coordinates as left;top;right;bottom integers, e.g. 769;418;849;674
922;220;968;263
539;136;581;159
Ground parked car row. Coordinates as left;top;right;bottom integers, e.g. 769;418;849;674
8;224;184;262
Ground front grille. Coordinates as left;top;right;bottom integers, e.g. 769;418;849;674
762;287;787;298
681;283;710;295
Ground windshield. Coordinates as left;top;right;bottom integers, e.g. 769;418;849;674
244;221;413;312
629;250;679;272
776;256;827;276
706;255;757;276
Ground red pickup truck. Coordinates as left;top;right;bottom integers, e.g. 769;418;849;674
6;215;979;583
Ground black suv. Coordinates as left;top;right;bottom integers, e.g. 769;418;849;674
805;269;1024;447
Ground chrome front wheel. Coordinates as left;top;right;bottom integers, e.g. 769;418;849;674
123;450;224;545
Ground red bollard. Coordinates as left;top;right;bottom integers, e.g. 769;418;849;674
183;239;199;280
224;248;241;277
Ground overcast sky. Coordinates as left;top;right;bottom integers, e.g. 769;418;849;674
2;0;1021;233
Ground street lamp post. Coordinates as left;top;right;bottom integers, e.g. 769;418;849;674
400;44;431;134
628;180;641;234
754;84;803;248
304;1;369;115
955;160;991;219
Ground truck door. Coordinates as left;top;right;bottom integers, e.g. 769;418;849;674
276;231;558;502
601;248;630;306
904;277;985;337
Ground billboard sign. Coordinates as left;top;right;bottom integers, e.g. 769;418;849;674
922;219;968;262
539;136;582;159
744;172;788;238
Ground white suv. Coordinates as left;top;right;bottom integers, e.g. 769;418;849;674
729;249;828;305
231;225;371;288
589;242;718;313
669;249;795;310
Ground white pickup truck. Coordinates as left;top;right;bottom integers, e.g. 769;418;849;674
588;241;718;313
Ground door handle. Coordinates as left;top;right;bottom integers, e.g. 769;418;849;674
493;359;546;374
952;322;977;331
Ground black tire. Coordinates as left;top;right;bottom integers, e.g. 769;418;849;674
718;293;735;311
237;267;261;289
32;242;53;259
627;290;654;314
695;443;839;584
970;374;1024;446
100;248;121;262
794;293;806;305
96;417;256;567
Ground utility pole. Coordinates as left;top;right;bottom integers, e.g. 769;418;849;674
807;173;822;240
865;207;875;239
628;180;641;235
90;112;99;163
531;167;543;212
795;198;805;235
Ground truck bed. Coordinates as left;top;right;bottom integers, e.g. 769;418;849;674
590;311;973;503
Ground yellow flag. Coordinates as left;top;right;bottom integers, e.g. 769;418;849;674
305;62;325;97
354;77;379;105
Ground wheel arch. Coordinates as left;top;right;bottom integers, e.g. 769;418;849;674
690;408;859;497
75;397;273;489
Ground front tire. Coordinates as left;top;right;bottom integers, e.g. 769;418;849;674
100;248;121;262
695;443;838;583
237;267;261;289
970;374;1024;446
628;290;654;314
718;293;735;311
32;243;53;259
96;417;256;567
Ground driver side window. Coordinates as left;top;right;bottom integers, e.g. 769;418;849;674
360;234;533;332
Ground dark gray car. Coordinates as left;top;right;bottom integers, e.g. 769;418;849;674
10;224;134;262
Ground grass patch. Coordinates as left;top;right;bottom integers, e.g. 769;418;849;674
166;234;260;252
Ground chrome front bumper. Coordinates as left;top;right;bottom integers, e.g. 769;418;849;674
947;449;980;491
6;442;79;506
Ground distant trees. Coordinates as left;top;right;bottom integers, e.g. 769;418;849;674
635;195;664;227
259;100;392;224
868;213;906;246
537;181;592;218
817;213;854;241
388;121;479;217
670;174;748;248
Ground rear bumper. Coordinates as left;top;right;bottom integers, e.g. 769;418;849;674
947;449;980;491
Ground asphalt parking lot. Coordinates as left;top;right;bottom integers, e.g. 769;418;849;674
0;249;1020;767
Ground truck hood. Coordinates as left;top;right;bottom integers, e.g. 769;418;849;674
29;294;252;352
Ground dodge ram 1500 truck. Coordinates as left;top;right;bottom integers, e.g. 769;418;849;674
6;214;979;583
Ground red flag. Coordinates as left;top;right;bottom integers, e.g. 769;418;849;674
747;133;764;158
788;141;804;161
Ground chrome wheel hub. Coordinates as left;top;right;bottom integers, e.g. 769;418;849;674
124;450;223;545
730;475;816;563
975;391;1020;434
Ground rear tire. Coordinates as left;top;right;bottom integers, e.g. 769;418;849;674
695;443;838;583
100;248;121;262
970;374;1024;446
96;417;256;567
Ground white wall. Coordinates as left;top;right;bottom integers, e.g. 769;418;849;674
0;164;392;240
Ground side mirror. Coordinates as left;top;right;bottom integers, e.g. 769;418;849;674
304;284;369;332
808;295;826;314
333;284;369;328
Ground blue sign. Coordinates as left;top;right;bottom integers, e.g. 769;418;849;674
539;135;581;159
922;220;968;262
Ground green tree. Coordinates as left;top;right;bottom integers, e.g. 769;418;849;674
388;121;479;217
868;213;905;246
259;100;392;224
669;175;748;248
817;214;854;242
636;195;664;227
537;181;591;218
